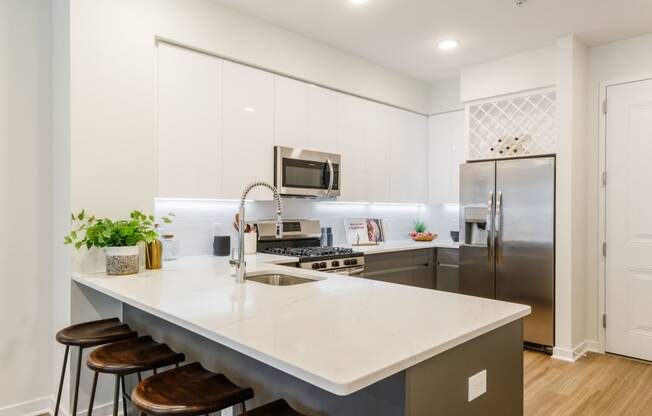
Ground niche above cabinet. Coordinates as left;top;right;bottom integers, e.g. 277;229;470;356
467;90;556;160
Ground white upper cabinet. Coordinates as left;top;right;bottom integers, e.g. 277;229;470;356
157;43;221;199
274;76;308;149
157;44;429;203
336;94;373;202
306;85;338;154
389;110;428;203
221;61;275;200
274;76;338;154
367;103;392;202
428;110;465;204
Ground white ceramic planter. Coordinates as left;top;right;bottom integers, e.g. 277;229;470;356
244;232;257;255
105;245;139;276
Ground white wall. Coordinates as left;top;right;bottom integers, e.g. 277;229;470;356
460;46;556;102
428;77;463;115
0;1;54;414
585;33;652;345
555;36;590;355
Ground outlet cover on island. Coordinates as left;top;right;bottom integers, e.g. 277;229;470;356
468;369;487;402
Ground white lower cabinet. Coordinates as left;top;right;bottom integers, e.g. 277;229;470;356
157;43;221;199
220;61;275;200
428;110;465;204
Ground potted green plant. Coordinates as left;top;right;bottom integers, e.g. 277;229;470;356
64;210;174;276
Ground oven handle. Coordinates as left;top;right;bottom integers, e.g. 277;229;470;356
328;266;365;276
325;159;334;196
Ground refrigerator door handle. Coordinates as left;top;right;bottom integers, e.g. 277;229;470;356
487;191;494;264
495;191;503;264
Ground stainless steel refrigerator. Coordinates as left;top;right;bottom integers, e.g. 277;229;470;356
459;156;555;349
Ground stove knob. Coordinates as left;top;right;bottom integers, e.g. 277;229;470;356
312;263;320;269
349;259;358;265
331;260;340;267
319;262;327;269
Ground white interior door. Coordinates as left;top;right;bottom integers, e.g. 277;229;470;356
605;78;652;361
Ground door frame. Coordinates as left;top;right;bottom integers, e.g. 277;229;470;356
598;73;652;353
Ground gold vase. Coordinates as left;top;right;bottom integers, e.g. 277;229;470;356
146;240;163;270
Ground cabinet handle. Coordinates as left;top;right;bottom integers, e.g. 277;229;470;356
325;159;334;196
487;190;494;264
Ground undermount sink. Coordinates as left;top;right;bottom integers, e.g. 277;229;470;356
246;273;319;286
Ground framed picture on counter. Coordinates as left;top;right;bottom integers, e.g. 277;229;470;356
344;218;385;244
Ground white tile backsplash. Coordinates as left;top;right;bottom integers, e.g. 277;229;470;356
155;198;459;257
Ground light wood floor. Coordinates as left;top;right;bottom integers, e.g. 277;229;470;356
525;350;652;415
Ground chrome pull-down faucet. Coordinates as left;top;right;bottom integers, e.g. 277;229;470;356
234;181;283;283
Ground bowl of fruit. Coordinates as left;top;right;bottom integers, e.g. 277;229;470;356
409;221;437;242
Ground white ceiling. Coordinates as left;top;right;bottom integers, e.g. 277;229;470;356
214;0;652;82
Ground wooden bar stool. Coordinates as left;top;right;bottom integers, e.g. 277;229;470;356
131;362;254;416
55;318;138;416
86;335;185;416
247;399;306;416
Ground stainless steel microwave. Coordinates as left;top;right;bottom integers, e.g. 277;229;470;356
274;146;341;197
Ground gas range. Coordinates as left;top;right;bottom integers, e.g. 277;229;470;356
260;246;364;272
255;219;364;275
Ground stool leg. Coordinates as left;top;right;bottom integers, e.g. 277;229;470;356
71;347;83;416
54;345;70;416
113;375;120;416
87;372;98;416
121;376;128;416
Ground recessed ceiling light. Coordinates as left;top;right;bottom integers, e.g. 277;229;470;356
437;39;460;51
243;107;255;112
349;0;368;5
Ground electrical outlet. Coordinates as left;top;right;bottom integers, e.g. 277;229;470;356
468;370;487;402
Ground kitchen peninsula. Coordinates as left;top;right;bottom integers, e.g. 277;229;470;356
72;254;530;416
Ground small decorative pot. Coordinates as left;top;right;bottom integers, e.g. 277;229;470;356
244;232;257;255
106;246;140;276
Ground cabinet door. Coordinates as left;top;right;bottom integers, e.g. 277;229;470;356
428;110;465;203
157;43;221;198
274;76;309;149
367;103;392;202
221;61;275;200
336;94;373;202
390;110;428;202
307;85;338;153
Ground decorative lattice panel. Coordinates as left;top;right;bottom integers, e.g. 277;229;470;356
468;91;556;160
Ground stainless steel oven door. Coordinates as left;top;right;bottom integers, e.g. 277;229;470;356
274;146;341;197
326;266;365;276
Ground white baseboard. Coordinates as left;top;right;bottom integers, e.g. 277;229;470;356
0;396;125;416
56;399;123;416
0;397;52;416
552;339;600;362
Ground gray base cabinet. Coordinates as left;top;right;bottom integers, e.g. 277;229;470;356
363;249;436;289
436;248;460;293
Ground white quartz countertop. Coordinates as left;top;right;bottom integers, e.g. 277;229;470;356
72;254;528;396
344;239;459;255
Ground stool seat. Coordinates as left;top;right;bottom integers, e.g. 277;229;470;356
56;317;137;348
132;362;254;416
248;400;306;416
87;336;185;375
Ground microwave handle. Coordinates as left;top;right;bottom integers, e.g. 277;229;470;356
326;159;334;196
